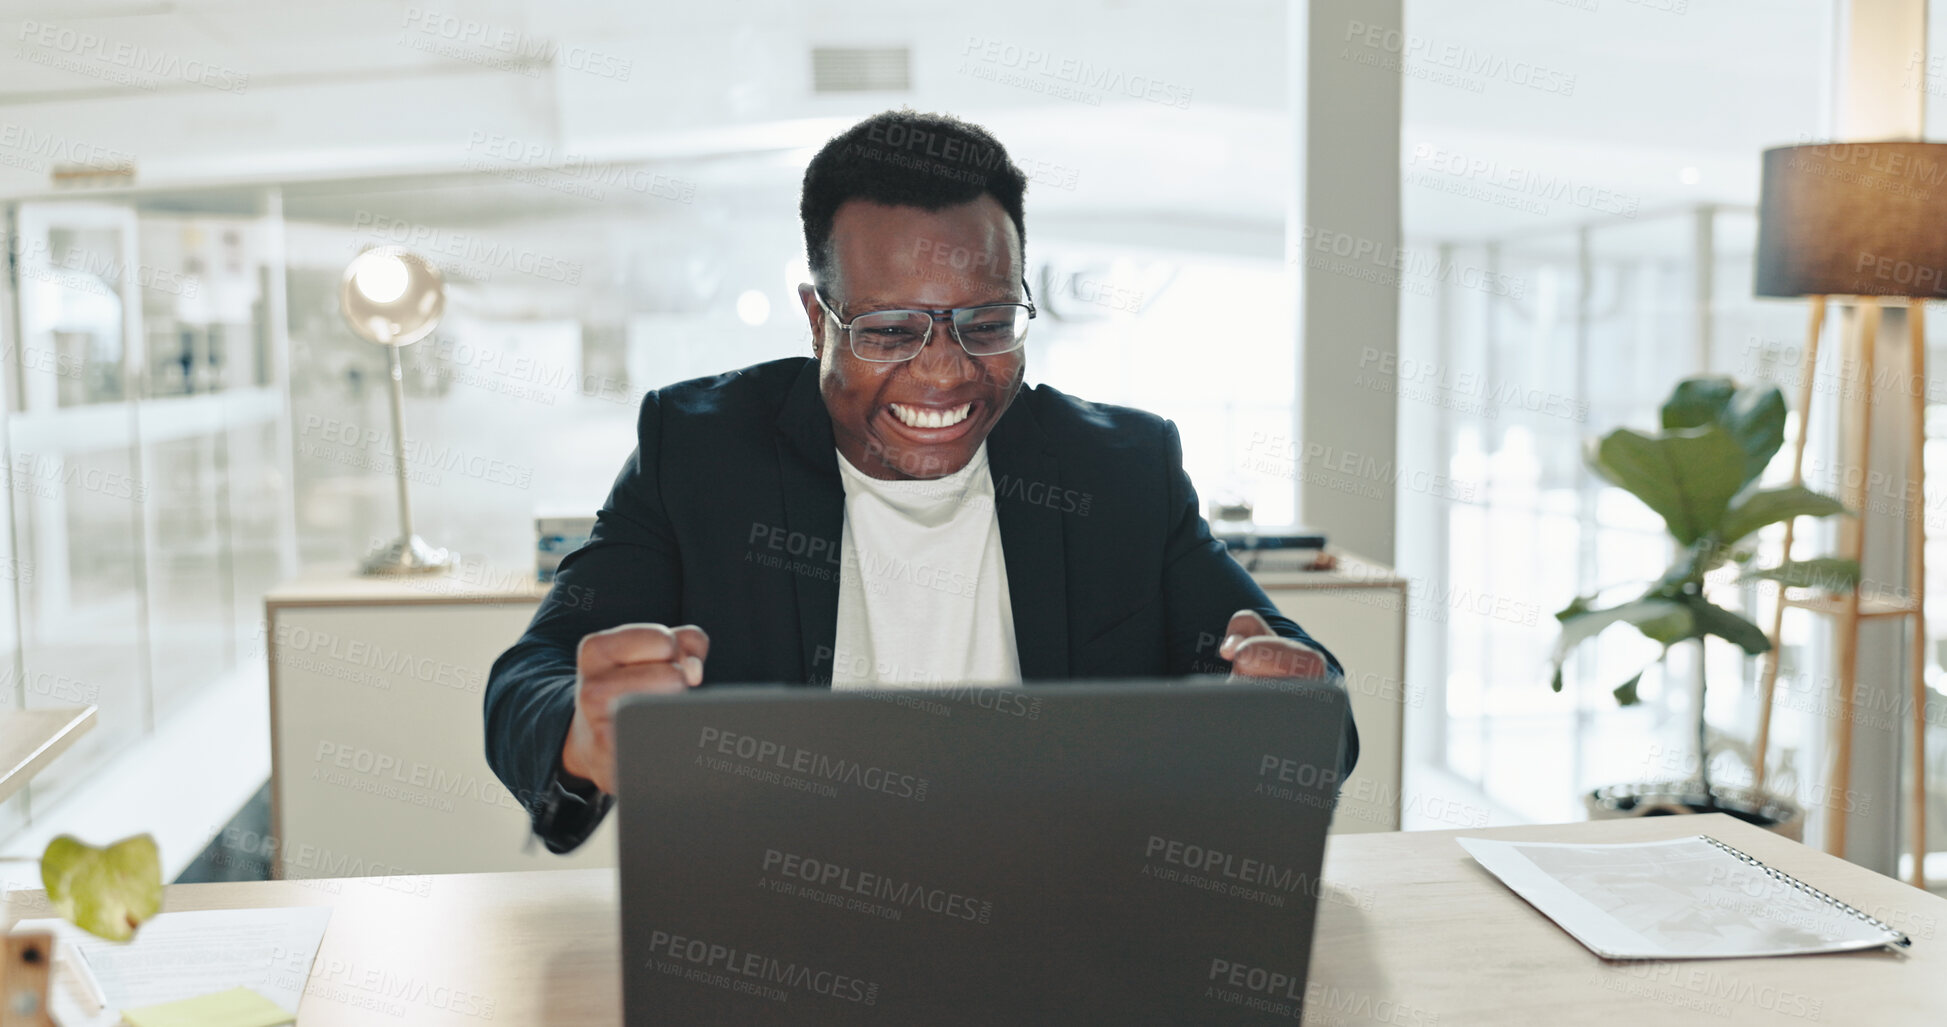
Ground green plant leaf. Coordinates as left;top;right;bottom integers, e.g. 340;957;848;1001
1659;376;1786;486
1740;557;1860;593
1718;485;1851;546
42;834;162;942
1659;376;1737;430
1553;597;1694;665
1613;671;1645;706
1683;597;1772;655
1590;425;1749;545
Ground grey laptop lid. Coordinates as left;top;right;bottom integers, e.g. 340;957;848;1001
614;678;1347;1026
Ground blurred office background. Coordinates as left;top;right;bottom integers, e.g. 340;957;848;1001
0;0;1939;889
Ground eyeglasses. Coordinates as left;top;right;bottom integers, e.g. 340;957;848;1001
813;283;1036;363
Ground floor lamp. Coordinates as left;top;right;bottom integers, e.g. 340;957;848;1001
1752;141;1946;887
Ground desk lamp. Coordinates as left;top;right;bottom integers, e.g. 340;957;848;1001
338;246;451;575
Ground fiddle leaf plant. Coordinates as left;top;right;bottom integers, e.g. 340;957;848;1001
1549;376;1856;801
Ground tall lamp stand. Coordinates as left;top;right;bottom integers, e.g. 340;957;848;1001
1752;295;1928;888
1753;141;1945;887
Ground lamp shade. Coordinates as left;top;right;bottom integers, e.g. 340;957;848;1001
339;246;445;346
1754;141;1947;298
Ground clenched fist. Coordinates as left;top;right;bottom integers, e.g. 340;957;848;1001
1218;609;1328;680
560;623;709;794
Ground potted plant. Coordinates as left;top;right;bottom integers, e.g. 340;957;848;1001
1549;376;1856;835
1;835;161;1004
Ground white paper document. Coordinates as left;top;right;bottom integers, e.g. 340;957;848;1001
12;906;331;1026
1457;835;1906;960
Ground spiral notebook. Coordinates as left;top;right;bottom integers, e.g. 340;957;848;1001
1458;834;1912;960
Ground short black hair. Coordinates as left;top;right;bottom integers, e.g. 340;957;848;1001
800;109;1028;287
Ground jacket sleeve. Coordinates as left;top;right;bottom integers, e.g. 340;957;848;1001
484;389;685;853
1156;420;1360;783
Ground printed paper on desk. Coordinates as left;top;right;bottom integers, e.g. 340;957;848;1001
1458;835;1906;960
14;906;330;1026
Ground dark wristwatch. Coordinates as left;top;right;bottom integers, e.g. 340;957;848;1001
533;758;615;854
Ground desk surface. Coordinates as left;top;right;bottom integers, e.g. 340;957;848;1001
264;553;1399;607
266;564;548;608
1313;813;1942;1025
0;706;94;806
5;814;1938;1025
1248;548;1405;590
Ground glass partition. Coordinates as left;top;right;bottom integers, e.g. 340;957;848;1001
9;201;153;809
2;195;295;813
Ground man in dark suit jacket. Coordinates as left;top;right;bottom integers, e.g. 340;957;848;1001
486;110;1356;854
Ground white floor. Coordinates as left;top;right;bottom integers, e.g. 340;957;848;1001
0;663;270;897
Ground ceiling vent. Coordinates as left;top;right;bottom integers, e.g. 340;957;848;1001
811;46;911;93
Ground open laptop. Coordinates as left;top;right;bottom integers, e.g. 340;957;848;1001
613;677;1348;1025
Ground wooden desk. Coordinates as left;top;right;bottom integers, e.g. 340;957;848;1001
0;706;94;805
8;869;622;1026
6;815;1938;1025
1313;813;1944;1026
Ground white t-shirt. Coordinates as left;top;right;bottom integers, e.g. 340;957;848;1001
830;442;1022;689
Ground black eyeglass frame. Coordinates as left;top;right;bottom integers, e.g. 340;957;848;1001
811;280;1037;363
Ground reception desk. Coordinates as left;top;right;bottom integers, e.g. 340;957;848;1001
1253;551;1407;832
265;568;618;878
265;552;1407;874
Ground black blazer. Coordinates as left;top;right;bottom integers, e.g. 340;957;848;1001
485;356;1357;852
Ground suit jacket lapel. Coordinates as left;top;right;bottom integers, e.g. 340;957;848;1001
774;360;843;684
988;391;1070;681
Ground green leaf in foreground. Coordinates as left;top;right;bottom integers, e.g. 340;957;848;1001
42;833;162;942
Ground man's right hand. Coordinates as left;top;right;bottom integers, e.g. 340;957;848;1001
561;623;709;795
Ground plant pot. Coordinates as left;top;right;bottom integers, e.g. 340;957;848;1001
1584;781;1805;842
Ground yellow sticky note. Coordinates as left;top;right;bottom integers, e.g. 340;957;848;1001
121;986;294;1027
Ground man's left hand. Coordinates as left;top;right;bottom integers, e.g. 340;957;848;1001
1218;609;1328;679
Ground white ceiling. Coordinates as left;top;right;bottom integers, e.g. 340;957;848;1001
0;0;1840;246
1401;0;1832;238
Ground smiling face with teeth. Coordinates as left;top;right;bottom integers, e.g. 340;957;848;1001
800;196;1026;481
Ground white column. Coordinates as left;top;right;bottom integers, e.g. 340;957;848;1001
260;186;301;583
1829;0;1926;875
1288;0;1403;564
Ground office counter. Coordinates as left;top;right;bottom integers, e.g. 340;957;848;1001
265;568;620;878
1253;551;1407;832
265;555;1407;876
9;814;1937;1025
